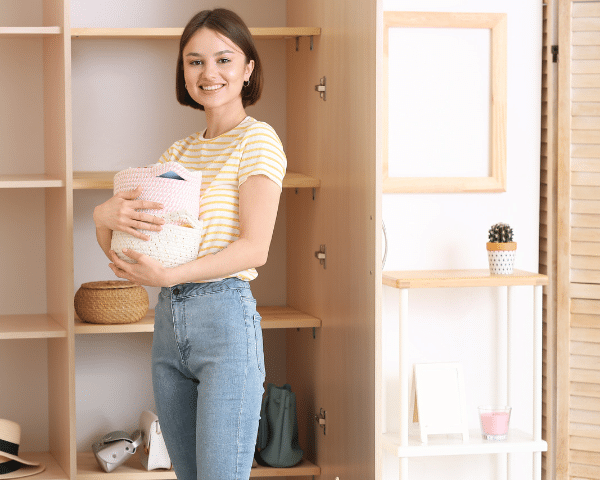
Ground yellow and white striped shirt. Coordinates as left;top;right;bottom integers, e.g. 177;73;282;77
158;116;287;282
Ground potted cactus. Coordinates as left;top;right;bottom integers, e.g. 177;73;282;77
486;223;517;274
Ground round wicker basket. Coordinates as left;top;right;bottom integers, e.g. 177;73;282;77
74;281;149;324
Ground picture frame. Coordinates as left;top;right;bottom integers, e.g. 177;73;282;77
383;12;507;193
412;362;469;443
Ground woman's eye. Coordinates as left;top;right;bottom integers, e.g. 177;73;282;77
218;57;231;64
190;60;202;66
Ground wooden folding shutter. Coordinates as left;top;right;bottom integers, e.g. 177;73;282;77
557;2;600;478
541;1;558;479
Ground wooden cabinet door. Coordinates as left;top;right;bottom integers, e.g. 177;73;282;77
285;1;379;479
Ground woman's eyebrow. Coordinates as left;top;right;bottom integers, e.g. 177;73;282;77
185;50;235;58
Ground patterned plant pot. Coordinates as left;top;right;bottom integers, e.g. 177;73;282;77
486;242;517;275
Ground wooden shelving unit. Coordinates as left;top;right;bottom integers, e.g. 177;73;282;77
76;452;319;479
0;174;64;189
0;26;62;36
74;306;321;334
73;171;320;190
382;269;548;479
70;27;321;39
0;315;67;340
2;1;379;479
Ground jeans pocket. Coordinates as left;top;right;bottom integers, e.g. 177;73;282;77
253;314;266;377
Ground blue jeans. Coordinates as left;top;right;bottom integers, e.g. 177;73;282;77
152;278;265;480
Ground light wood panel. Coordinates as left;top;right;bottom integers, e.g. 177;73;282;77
19;452;68;480
76;452;319;479
71;27;321;39
286;1;378;480
73;171;320;189
0;27;62;36
0;314;67;339
557;1;600;478
43;0;76;477
383;269;548;289
74;306;321;334
0;174;64;188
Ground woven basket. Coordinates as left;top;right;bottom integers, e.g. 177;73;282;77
113;161;202;218
111;211;203;268
74;281;149;324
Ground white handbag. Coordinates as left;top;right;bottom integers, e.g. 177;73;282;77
139;410;172;471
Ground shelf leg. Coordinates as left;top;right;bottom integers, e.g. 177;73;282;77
533;285;543;480
399;457;408;480
507;286;514;479
398;288;409;480
399;288;409;447
498;286;508;405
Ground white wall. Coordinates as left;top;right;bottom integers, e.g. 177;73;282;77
381;1;542;478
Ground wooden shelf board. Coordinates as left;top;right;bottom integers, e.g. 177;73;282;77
383;269;549;289
0;27;62;37
19;452;68;480
0;174;64;188
76;452;319;479
0;314;67;339
75;306;320;334
382;429;548;458
73;171;320;190
71;27;320;39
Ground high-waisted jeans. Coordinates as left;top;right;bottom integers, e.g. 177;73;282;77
152;278;265;480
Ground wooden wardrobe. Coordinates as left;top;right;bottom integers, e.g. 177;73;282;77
0;1;379;480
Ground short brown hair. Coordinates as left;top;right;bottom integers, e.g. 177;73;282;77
176;9;263;111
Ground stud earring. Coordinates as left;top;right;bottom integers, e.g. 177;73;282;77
243;80;250;88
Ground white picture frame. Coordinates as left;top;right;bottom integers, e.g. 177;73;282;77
412;362;469;443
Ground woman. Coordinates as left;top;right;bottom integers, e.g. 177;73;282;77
92;9;285;480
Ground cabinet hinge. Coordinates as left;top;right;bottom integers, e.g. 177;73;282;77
551;45;558;63
314;244;326;269
315;408;326;435
315;76;326;101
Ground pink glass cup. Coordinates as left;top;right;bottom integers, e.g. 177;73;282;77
478;406;511;441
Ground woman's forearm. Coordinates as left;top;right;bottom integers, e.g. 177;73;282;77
96;226;113;260
164;237;269;285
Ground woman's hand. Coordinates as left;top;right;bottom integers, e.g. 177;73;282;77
109;249;175;287
93;187;165;241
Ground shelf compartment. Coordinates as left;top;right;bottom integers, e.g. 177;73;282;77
383;269;548;289
18;452;68;480
71;27;321;40
382;430;548;458
76;451;319;479
75;306;321;334
0;314;67;339
73;171;320;190
0;27;62;37
0;174;64;189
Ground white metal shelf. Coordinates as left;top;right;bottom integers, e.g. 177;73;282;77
382;429;547;458
382;269;548;479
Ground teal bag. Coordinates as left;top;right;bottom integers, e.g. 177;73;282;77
256;383;304;468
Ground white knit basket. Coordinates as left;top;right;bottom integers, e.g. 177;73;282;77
111;211;203;268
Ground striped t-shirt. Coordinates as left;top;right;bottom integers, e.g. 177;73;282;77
158;116;287;282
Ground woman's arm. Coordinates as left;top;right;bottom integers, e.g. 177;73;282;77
108;174;281;286
93;187;165;259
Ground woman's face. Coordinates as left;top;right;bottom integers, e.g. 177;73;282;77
182;27;254;114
